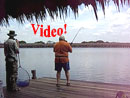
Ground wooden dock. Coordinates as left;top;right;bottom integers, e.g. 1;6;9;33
3;77;130;98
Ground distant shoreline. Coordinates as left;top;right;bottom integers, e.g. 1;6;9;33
1;42;130;48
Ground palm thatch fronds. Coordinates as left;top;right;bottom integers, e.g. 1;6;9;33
0;0;130;25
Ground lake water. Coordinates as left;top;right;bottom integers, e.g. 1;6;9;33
0;48;130;86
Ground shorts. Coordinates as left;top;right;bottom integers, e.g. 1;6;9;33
55;62;70;72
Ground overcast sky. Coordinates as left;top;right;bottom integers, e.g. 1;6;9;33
0;1;130;43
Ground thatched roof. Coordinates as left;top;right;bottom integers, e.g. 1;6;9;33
0;0;130;25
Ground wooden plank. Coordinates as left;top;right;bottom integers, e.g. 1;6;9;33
3;77;130;98
25;83;109;98
39;77;130;90
29;79;116;98
32;78;130;94
31;78;130;97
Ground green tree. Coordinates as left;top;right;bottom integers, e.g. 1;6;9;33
19;40;26;44
96;40;104;43
35;41;45;44
47;40;55;44
81;41;87;43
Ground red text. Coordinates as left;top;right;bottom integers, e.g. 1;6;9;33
31;24;67;37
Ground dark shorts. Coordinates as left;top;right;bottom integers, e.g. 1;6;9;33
55;62;70;72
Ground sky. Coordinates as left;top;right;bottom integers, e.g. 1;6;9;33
0;1;130;43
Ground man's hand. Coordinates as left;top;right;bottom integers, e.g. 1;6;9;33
16;39;19;48
70;43;73;46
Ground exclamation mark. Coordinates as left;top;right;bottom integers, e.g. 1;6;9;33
64;24;67;34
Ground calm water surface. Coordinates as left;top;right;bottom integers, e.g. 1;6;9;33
0;48;130;86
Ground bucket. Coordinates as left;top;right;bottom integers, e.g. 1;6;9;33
0;81;4;98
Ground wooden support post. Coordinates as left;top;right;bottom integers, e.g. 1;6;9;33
31;70;37;79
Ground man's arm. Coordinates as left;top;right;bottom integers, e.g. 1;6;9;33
68;44;72;53
53;44;56;52
14;40;19;54
53;43;58;52
16;39;19;48
4;43;7;56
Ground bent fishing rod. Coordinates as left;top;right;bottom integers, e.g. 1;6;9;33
70;27;84;45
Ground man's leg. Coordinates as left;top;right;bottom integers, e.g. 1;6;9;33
56;71;61;85
6;61;18;91
63;62;70;86
55;63;62;86
6;71;12;91
65;71;70;84
6;61;13;91
12;61;18;91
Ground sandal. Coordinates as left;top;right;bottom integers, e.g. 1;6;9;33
14;88;21;92
8;88;21;92
56;84;60;87
66;83;70;86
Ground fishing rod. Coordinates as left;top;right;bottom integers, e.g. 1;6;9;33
70;27;84;45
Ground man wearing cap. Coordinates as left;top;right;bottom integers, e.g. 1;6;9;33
53;36;72;87
4;30;19;92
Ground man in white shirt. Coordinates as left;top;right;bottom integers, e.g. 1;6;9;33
4;30;19;92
